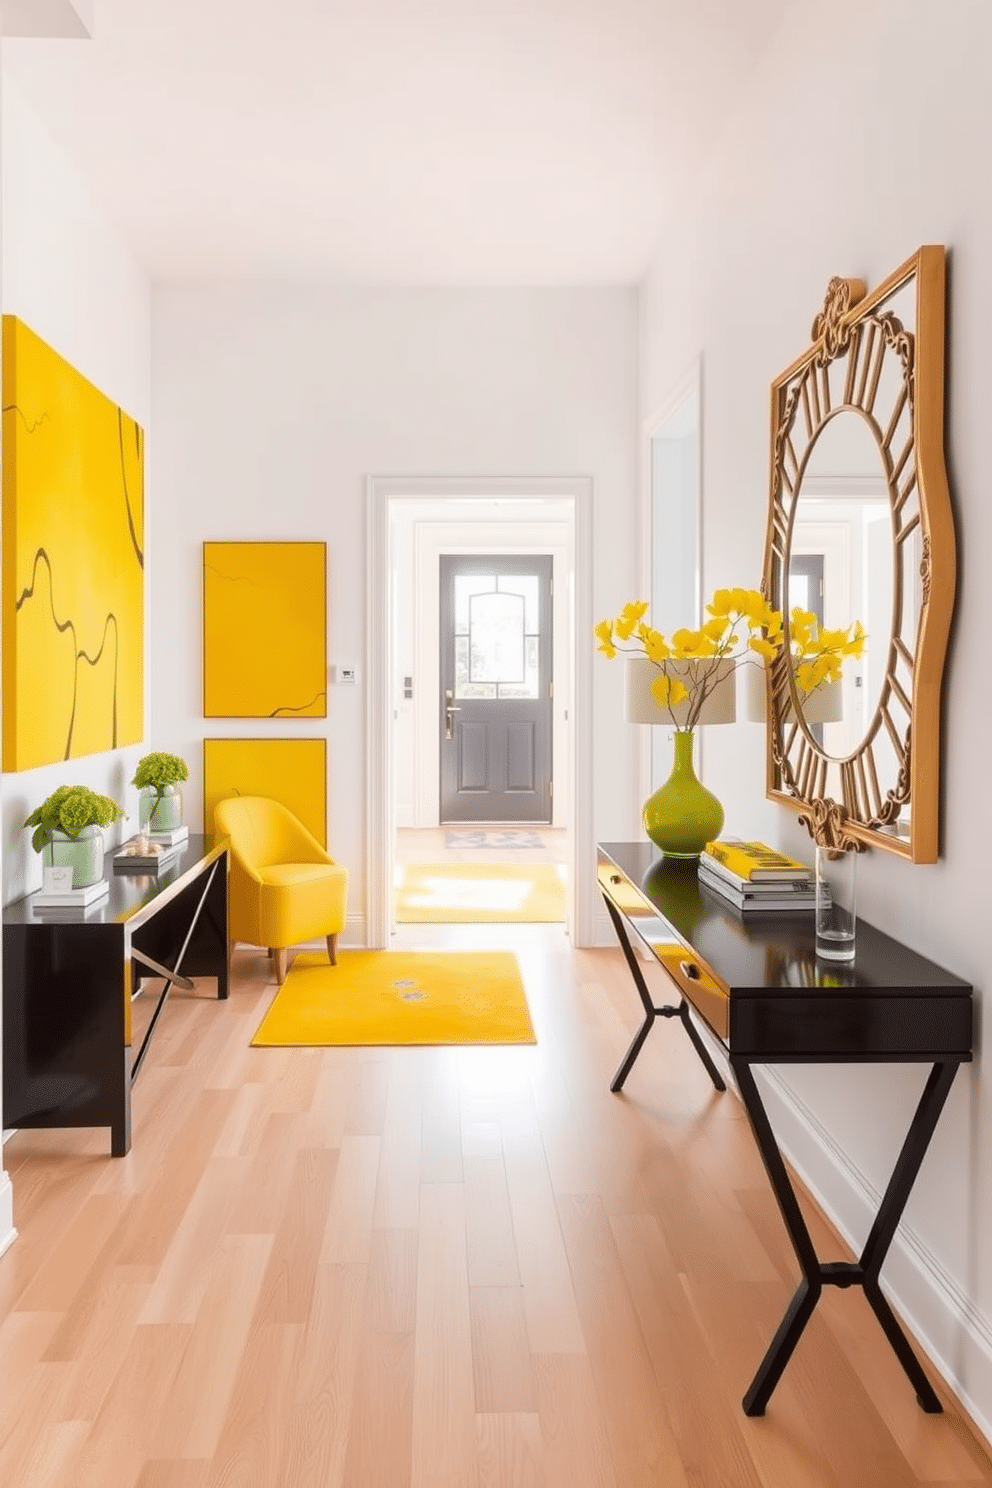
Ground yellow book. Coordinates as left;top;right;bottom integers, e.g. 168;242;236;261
703;839;812;883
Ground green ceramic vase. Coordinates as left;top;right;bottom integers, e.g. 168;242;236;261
642;729;724;859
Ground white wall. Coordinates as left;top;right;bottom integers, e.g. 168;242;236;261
0;68;152;903
0;65;150;1252
639;0;992;1433
150;285;640;944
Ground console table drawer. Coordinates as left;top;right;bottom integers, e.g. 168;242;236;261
597;861;651;917
655;943;729;1042
729;992;973;1059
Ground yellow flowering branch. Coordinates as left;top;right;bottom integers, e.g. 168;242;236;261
595;587;785;730
790;608;866;695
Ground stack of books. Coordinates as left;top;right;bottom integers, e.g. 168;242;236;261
699;839;819;914
148;825;189;848
32;879;110;916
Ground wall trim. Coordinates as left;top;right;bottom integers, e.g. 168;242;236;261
367;475;595;949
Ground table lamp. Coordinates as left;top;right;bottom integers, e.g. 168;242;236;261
742;660;843;724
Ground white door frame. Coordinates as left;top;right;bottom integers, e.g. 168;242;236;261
367;475;595;949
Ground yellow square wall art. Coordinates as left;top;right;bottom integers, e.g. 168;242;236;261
203;541;326;717
2;316;145;771
203;737;327;847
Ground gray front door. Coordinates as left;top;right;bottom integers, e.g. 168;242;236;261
439;555;553;823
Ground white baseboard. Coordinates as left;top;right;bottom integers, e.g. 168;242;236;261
0;1170;16;1260
288;914;367;953
757;1066;992;1446
593;905;616;947
341;912;367;948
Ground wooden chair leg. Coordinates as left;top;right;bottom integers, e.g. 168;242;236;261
274;947;288;984
326;933;338;966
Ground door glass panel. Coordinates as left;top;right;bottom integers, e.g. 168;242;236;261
470;591;524;682
498;575;539;629
455;635;496;699
788;572;811;614
453;571;541;700
454;575;495;630
498;634;539;699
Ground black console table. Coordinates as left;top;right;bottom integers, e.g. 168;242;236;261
598;841;973;1417
3;835;229;1157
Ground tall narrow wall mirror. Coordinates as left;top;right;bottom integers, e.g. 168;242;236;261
762;246;954;861
646;365;701;792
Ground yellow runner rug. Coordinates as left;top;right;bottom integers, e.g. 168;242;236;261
251;950;536;1047
395;861;567;923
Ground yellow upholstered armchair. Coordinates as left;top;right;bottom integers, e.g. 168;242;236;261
213;796;348;984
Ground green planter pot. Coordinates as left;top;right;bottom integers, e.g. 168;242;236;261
642;729;724;859
139;784;183;832
43;824;106;888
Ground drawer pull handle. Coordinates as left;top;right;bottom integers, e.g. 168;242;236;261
679;960;701;981
610;874;622;884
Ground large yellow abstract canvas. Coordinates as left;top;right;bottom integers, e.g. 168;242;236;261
203;541;326;717
203;738;327;846
2;317;144;770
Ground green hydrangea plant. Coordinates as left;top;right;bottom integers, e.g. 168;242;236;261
132;751;189;826
24;785;124;854
131;751;189;792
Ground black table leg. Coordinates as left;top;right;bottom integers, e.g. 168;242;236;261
131;860;221;1084
856;1060;959;1411
603;893;725;1094
111;1048;133;1157
202;855;230;999
732;1056;958;1415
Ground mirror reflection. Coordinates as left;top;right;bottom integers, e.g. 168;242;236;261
788;408;891;759
764;249;954;861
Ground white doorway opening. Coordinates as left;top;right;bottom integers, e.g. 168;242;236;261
367;476;594;949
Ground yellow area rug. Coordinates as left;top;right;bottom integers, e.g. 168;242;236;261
252;950;536;1047
395;861;567;923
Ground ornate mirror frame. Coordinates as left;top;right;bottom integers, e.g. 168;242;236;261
762;245;954;861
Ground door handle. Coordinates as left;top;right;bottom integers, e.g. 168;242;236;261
444;688;461;740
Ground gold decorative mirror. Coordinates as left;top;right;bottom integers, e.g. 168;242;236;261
762;246;954;861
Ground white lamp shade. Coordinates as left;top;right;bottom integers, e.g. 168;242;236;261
742;660;843;725
624;656;736;727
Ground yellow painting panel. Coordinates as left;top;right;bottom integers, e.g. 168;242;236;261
203;541;326;717
2;316;144;771
203;738;327;847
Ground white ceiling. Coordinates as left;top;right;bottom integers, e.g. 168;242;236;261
3;0;786;285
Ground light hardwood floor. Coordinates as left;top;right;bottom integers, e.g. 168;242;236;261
2;926;991;1487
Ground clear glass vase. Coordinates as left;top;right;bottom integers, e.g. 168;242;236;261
815;844;857;962
43;825;105;888
139;783;184;833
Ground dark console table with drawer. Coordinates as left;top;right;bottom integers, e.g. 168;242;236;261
3;835;229;1158
597;841;973;1417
